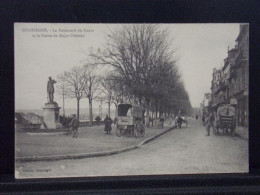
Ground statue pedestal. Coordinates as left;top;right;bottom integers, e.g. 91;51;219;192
42;102;62;129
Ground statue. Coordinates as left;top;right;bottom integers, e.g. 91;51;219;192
47;77;57;103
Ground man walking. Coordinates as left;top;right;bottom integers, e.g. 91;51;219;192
104;114;113;134
204;112;212;136
70;115;79;138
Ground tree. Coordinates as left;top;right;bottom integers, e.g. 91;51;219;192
93;24;178;111
92;24;192;119
100;74;130;118
82;64;102;126
57;66;86;119
100;77;113;117
56;76;67;117
167;81;192;116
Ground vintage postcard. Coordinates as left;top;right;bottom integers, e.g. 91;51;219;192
15;23;249;179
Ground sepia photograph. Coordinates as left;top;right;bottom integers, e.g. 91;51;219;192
15;23;249;179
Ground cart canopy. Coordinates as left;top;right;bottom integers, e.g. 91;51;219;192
118;104;143;118
217;105;236;117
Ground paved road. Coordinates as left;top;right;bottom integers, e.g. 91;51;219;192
15;123;172;158
16;118;248;178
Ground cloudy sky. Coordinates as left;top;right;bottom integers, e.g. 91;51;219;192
15;23;240;112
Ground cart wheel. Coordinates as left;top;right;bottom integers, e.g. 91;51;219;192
116;128;123;137
135;122;144;138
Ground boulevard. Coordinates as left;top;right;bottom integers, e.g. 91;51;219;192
16;118;248;178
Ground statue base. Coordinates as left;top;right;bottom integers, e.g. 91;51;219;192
42;102;62;129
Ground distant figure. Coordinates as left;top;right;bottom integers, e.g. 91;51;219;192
211;111;217;135
176;115;184;128
70;115;79;138
145;115;150;127
158;115;164;129
204;112;213;136
95;115;101;126
196;115;198;120
104;115;113;134
47;77;57;103
149;116;153;127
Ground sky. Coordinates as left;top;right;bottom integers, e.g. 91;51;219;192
15;23;240;112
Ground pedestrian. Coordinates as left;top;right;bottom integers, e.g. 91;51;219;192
158;115;164;128
211;111;217;135
95;115;101;126
70;114;79;138
149;116;153;127
202;114;205;124
145;114;150;127
177;114;183;128
204;112;212;136
104;114;113;134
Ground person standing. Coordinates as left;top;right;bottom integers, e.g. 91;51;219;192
95;115;101;126
104;115;113;134
177;114;183;128
70;115;79;138
204;112;212;136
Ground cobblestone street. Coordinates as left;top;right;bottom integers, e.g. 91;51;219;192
16;118;248;178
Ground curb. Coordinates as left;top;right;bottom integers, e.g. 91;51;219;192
16;125;176;163
233;133;248;141
26;132;71;136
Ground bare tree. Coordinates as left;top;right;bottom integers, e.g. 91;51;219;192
57;66;85;119
91;24;192;120
100;77;113;117
56;77;66;117
93;24;179;113
82;64;102;126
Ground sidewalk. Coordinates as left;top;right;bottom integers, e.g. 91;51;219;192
15;122;175;162
235;126;248;139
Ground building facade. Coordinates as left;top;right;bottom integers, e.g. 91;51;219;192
229;24;249;127
210;24;249;127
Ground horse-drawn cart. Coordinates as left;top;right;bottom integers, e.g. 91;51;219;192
116;104;145;137
215;104;236;136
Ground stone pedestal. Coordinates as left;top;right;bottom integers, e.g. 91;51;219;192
42;102;62;129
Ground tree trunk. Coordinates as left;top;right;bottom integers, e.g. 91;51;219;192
108;101;111;117
164;105;167;119
155;99;158;117
89;98;93;126
145;98;150;116
77;99;80;119
158;99;161;117
115;103;118;118
145;98;150;127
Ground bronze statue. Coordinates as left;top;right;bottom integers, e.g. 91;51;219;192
47;77;57;103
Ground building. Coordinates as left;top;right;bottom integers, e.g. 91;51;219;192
211;68;223;107
210;24;249;127
203;93;211;107
229;24;249;127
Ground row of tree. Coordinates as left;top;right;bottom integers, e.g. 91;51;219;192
57;24;192;125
